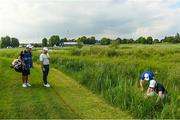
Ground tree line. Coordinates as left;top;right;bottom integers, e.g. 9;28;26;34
0;33;180;48
42;33;180;46
0;36;19;48
99;33;180;45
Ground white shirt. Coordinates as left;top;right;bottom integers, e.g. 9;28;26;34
40;53;49;65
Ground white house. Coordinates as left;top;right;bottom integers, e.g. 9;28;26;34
63;42;78;47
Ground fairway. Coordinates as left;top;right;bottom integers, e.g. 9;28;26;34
0;57;131;119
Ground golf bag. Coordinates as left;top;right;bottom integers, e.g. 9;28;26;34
11;59;22;72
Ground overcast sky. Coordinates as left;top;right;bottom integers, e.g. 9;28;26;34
0;0;180;43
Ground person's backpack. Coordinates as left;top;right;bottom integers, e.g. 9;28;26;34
11;59;22;72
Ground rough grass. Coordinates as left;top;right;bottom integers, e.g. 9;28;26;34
0;57;131;119
35;44;180;119
1;44;180;119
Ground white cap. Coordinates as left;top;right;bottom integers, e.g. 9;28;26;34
43;47;48;51
149;80;157;88
144;73;150;81
26;44;33;48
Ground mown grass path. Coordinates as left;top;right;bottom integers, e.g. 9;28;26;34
0;57;131;119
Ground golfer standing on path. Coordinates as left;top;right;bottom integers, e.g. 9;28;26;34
40;47;50;87
19;44;33;88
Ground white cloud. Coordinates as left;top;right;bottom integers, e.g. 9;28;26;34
0;0;179;42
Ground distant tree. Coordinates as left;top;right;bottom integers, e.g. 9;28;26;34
163;36;175;43
127;38;134;44
59;38;67;47
163;37;167;42
77;36;96;44
81;36;87;43
0;36;11;48
147;36;153;44
61;37;68;42
154;39;160;43
11;37;19;47
90;36;96;44
5;36;11;47
49;35;60;47
160;39;164;43
100;37;111;45
116;37;122;44
42;38;48;47
64;38;68;42
160;33;180;43
0;37;6;48
122;38;128;44
33;43;42;47
175;33;180;43
85;36;96;44
137;37;146;44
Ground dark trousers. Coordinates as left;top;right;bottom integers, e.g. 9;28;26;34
43;65;49;84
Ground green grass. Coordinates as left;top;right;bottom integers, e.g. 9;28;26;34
34;44;180;119
1;44;180;119
0;57;131;119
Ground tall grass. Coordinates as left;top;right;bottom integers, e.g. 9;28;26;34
46;45;180;119
1;44;180;119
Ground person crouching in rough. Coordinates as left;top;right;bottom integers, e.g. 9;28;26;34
146;80;167;102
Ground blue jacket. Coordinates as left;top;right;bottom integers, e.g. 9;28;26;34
20;50;32;70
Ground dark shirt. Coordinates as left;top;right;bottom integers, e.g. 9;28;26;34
20;50;32;70
154;83;167;94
